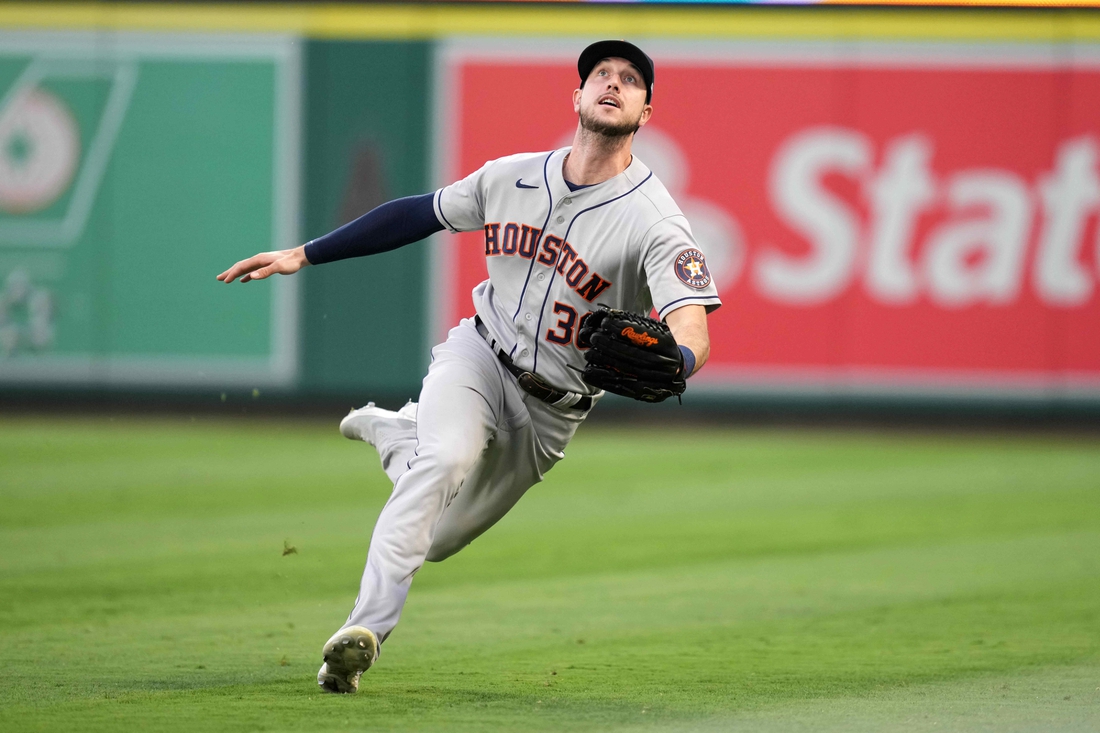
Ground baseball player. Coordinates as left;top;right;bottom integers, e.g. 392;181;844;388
217;40;720;693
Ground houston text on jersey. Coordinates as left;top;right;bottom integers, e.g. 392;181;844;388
483;221;613;302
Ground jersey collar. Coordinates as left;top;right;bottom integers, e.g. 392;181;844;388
548;147;651;203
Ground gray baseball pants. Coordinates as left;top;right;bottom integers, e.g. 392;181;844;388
341;318;591;642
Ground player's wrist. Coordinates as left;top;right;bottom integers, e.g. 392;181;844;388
292;244;312;268
678;345;696;378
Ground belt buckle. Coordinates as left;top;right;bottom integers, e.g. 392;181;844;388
517;372;555;402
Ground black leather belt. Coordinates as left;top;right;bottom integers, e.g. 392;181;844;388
474;315;593;411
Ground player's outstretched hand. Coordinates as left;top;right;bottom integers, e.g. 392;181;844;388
217;245;310;284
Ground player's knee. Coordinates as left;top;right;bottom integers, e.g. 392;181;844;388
426;522;475;562
426;507;484;562
425;540;465;563
421;442;481;485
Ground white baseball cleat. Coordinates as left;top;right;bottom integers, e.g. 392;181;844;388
396;399;418;422
316;625;379;694
339;401;417;445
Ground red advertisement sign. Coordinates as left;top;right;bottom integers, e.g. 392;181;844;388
433;42;1100;397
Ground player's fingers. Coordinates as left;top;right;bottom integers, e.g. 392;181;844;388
255;253;304;281
217;253;276;283
250;255;296;280
216;266;240;282
217;260;259;283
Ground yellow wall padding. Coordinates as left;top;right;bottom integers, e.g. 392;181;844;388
0;3;1098;42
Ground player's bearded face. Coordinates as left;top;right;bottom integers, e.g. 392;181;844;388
576;59;651;139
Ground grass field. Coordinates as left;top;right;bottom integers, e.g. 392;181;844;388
1;415;1099;732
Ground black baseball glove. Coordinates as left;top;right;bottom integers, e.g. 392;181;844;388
577;307;686;403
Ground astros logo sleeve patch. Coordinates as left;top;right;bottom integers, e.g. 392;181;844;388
674;249;712;289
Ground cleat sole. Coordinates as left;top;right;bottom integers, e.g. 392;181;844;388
317;626;378;694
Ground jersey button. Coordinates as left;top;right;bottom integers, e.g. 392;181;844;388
521;349;529;357
524;313;532;321
537;273;545;281
556;216;564;224
564;198;572;205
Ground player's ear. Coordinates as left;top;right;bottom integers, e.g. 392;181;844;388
638;103;653;128
573;87;582;112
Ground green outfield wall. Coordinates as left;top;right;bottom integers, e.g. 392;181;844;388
0;28;435;399
0;32;300;390
299;40;431;396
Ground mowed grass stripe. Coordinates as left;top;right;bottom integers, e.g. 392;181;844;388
3;538;1097;724
0;417;1097;731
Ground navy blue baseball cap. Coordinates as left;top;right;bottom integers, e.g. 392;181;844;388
578;40;654;104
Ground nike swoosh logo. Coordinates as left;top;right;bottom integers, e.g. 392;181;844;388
515;179;539;189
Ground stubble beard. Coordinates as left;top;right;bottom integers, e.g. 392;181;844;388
578;103;642;140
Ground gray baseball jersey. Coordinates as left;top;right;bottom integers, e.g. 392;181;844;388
434;147;722;394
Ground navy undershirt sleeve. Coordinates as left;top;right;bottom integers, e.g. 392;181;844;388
303;193;444;266
678;345;696;378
